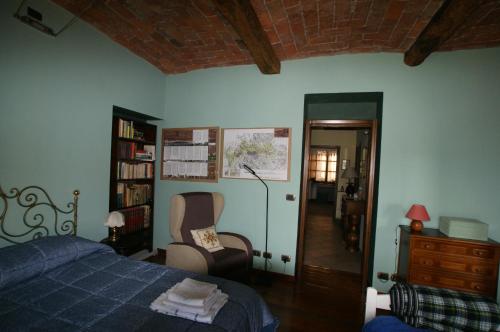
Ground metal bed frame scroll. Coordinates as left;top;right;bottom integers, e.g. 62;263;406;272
0;185;79;244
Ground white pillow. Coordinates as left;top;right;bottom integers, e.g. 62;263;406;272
190;226;224;252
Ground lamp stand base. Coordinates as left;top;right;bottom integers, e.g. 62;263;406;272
410;219;423;233
109;226;120;242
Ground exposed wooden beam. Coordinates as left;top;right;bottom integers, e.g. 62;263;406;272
404;0;485;66
212;0;280;74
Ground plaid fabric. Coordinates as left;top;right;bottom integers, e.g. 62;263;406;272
390;283;500;332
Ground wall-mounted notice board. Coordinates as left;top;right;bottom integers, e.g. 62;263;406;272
161;127;219;182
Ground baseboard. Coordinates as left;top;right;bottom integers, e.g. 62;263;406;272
252;268;295;283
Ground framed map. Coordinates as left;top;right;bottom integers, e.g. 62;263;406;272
221;128;291;181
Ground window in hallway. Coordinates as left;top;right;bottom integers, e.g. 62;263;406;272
309;147;338;183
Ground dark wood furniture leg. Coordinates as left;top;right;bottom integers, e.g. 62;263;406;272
346;214;360;252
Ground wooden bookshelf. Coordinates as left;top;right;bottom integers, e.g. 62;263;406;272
108;106;159;255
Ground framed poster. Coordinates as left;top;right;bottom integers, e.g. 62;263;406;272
221;128;291;181
161;127;219;182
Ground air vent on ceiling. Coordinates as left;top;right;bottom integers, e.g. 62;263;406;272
13;0;95;37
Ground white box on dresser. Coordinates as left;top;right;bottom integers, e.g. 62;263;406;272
439;216;488;241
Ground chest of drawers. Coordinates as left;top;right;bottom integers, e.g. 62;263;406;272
397;225;500;298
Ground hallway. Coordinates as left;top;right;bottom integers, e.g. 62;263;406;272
304;200;361;274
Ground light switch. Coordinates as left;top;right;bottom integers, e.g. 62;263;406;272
286;194;295;201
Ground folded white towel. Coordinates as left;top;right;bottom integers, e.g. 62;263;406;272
164;289;221;314
151;291;228;324
167;278;218;306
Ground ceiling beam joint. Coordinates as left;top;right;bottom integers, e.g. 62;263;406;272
212;0;280;74
404;0;485;66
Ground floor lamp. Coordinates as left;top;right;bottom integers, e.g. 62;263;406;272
243;164;272;286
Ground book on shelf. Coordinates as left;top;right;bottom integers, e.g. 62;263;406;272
135;150;153;161
116;183;152;208
118;118;145;140
117;161;154;179
118;205;151;235
143;145;156;160
117;141;136;159
117;141;155;161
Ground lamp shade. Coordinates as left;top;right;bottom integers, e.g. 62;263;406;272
405;204;430;222
341;167;358;179
104;211;125;228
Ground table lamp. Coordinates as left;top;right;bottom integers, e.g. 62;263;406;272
105;211;125;242
405;204;430;232
342;167;358;198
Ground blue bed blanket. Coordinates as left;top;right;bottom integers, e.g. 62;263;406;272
0;236;277;332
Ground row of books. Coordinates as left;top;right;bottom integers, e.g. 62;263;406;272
119;205;151;235
117;162;154;179
116;183;152;208
118;118;144;140
117;141;156;161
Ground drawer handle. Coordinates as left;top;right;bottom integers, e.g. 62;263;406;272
422;259;433;266
424;244;433;249
472;249;489;257
474;285;482;290
472;267;487;273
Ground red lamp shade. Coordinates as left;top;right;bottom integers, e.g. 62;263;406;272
406;204;430;221
405;204;430;232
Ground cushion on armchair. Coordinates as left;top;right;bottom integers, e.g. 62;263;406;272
190;226;224;252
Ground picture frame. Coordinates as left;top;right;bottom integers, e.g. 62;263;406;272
221;128;291;181
161;127;219;182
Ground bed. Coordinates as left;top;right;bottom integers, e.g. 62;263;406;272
0;185;278;332
363;285;500;332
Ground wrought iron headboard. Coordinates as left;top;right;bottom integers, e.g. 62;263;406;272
0;185;79;244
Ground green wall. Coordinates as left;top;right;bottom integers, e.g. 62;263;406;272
157;47;500;298
1;0;500;300
0;0;165;245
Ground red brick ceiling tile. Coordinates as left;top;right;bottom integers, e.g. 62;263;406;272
51;0;500;74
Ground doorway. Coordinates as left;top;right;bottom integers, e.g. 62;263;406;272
296;93;382;322
304;128;369;274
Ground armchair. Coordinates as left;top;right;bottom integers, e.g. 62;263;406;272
166;192;253;280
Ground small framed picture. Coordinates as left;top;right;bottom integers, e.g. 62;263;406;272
341;159;349;170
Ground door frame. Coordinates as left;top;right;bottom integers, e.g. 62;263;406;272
296;119;379;293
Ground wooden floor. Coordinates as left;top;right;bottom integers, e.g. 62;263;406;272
254;279;363;332
304;201;361;273
145;254;363;332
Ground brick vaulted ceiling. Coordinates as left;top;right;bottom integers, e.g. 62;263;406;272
52;0;500;75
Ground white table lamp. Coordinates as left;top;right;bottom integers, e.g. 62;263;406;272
105;211;125;242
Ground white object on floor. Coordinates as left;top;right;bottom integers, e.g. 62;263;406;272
167;278;218;306
151;290;228;324
364;287;390;323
